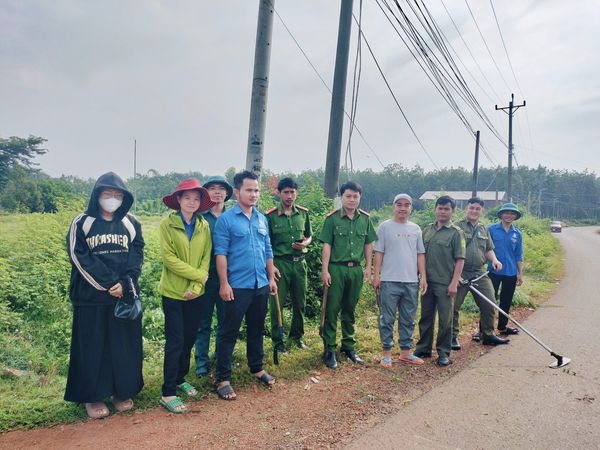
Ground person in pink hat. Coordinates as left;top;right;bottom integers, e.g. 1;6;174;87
158;179;215;414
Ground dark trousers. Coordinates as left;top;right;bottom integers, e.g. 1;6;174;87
162;296;204;397
216;285;269;383
65;304;143;403
194;277;224;375
489;273;518;330
415;282;454;358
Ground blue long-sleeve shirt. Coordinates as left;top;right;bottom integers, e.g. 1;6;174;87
213;204;273;289
487;222;523;277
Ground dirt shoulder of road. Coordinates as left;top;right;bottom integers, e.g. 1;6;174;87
0;309;533;450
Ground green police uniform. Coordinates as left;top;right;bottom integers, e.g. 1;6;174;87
266;203;312;347
415;222;466;357
452;219;497;339
319;208;378;351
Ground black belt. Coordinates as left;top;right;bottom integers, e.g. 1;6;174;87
330;261;361;267
276;254;305;262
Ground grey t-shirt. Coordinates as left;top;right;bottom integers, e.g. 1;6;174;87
374;220;425;282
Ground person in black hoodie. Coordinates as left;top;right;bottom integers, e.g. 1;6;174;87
65;172;145;419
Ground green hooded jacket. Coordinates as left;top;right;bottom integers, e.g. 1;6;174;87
158;211;212;300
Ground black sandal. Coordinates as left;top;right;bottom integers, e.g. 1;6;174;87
499;327;519;335
253;371;275;386
216;383;237;400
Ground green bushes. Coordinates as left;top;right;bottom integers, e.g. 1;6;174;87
0;189;562;431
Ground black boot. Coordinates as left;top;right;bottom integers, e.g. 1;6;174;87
451;337;461;350
482;335;510;346
323;350;338;369
340;348;364;365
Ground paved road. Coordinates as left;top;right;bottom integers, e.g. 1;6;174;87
347;226;600;450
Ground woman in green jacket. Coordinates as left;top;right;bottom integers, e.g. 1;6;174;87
158;179;214;414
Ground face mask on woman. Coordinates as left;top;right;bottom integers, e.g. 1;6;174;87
99;197;122;213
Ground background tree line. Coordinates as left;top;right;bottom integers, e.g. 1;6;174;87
1;135;599;220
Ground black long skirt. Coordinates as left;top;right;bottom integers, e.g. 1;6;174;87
64;303;144;403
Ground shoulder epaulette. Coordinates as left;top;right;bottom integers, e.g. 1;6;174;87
451;224;462;232
296;205;309;212
326;209;339;217
359;208;370;217
265;207;277;215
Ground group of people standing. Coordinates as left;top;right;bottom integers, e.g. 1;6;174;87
64;171;524;419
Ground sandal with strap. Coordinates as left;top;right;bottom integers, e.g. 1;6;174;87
398;354;425;366
177;382;198;397
499;327;519;335
85;402;110;419
110;396;134;412
216;383;237;401
159;396;187;414
380;357;393;367
253;371;275;386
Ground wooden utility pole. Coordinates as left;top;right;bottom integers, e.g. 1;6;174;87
471;130;480;198
245;0;275;178
324;0;354;198
496;94;525;202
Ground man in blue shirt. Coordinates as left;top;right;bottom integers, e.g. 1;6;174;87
213;171;278;400
487;203;524;336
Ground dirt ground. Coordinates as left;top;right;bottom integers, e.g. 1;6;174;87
0;310;532;450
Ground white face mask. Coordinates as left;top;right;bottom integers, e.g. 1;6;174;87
99;197;122;213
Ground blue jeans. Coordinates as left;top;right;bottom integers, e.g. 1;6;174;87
378;281;419;350
194;277;223;375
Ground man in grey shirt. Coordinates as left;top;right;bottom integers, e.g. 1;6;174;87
372;194;427;366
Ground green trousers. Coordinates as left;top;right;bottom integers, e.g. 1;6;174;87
415;282;454;357
323;264;363;351
452;272;496;338
269;258;307;344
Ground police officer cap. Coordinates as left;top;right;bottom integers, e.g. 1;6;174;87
497;202;521;220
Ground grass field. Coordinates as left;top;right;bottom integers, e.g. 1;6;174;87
0;212;562;431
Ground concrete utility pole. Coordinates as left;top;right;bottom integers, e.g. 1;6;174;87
133;139;137;213
496;93;525;202
324;0;354;199
471;130;480;198
245;0;275;178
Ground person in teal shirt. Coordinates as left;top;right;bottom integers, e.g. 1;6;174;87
194;176;233;376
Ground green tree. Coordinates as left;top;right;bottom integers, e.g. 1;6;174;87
0;136;47;189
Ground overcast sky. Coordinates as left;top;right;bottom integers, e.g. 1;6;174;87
1;0;599;180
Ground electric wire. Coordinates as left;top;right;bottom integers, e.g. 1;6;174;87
376;0;505;165
463;0;512;93
489;0;523;96
386;0;506;151
412;0;507;153
440;0;503;101
357;16;440;169
268;1;386;169
418;1;508;140
345;0;364;172
489;0;535;162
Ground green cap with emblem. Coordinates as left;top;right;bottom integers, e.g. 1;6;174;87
497;202;521;220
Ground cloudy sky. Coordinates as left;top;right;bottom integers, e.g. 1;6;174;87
1;0;599;179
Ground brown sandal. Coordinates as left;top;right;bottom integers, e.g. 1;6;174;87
110;397;134;412
85;402;110;419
